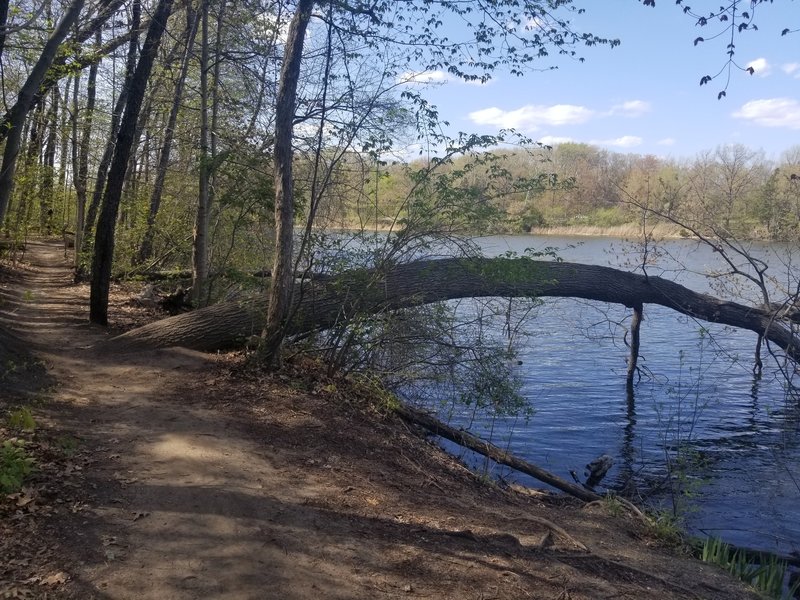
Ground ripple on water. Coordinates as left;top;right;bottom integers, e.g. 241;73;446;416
432;236;800;559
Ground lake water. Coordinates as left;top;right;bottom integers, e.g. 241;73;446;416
430;235;800;559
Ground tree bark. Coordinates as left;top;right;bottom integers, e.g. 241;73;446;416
202;0;226;305
0;0;9;66
40;89;59;232
58;78;71;189
108;258;800;366
626;303;643;390
10;102;46;234
260;0;315;365
137;5;199;265
0;0;85;223
72;33;99;264
89;0;174;325
191;0;211;307
82;0;141;254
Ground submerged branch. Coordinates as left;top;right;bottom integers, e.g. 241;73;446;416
395;402;601;503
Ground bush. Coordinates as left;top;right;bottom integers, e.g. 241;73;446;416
585;206;632;228
519;208;547;232
0;439;35;494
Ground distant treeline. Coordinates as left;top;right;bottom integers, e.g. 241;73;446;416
326;143;800;241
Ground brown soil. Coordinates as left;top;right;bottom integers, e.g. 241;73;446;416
0;239;759;600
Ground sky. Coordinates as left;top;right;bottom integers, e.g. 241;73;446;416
399;1;799;161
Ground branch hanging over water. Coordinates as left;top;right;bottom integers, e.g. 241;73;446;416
394;403;601;503
108;257;800;364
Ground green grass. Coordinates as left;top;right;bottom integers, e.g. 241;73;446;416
647;510;685;547
701;537;800;599
7;406;36;431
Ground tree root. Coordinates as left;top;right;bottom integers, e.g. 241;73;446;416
583;497;651;526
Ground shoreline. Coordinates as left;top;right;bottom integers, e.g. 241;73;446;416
324;221;793;243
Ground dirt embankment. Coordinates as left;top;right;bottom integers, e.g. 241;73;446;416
1;240;759;599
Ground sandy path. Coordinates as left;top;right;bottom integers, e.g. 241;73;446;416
3;241;374;599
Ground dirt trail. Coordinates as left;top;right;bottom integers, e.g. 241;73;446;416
1;240;759;599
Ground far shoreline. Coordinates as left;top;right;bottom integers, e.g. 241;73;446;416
519;222;684;240
324;221;789;243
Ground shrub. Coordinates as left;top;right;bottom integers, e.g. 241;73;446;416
0;439;36;494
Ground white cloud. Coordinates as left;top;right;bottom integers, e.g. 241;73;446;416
467;99;653;133
782;63;800;78
537;135;574;147
609;100;651;117
745;58;772;77
732;98;800;129
589;136;643;148
468;104;595;131
657;137;676;146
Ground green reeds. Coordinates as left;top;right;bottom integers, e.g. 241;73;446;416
701;537;800;599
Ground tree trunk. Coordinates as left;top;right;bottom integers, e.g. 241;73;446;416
202;0;226;305
73;33;99;264
58;78;71;189
40;90;59;233
191;0;211;308
0;0;9;65
626;303;643;390
89;0;174;325
108;258;800;367
11;102;47;235
0;0;85;223
137;5;199;265
260;0;315;364
82;0;141;254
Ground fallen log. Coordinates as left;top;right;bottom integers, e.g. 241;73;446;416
107;257;800;364
395;403;601;502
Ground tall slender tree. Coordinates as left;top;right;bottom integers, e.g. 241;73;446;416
0;0;85;223
191;0;211;307
72;31;100;262
259;0;314;364
137;4;200;265
83;0;142;253
90;0;175;325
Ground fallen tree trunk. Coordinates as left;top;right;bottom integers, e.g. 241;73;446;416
395;403;601;502
108;257;800;363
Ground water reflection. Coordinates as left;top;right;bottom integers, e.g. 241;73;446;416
616;386;636;487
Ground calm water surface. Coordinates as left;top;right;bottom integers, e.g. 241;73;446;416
438;235;800;558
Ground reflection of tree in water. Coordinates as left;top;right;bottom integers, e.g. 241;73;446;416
614;385;639;496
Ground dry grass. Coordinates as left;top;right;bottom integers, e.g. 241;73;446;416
529;222;685;240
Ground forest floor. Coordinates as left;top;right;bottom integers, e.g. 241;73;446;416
0;239;760;600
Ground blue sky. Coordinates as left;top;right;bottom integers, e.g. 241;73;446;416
400;1;799;160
